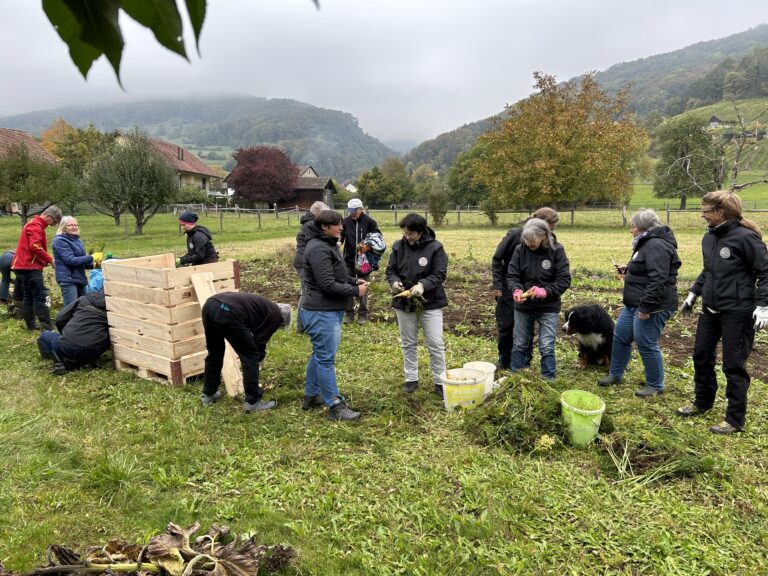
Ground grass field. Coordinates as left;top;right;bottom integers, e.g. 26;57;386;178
1;213;768;574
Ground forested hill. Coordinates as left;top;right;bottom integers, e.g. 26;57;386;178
402;117;495;175
0;96;397;181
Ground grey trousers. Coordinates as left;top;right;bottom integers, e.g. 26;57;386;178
395;308;446;385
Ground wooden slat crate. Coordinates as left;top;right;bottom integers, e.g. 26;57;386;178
102;253;240;386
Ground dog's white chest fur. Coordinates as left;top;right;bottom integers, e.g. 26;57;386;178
576;332;605;349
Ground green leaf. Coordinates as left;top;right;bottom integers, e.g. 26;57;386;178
184;0;206;56
60;0;124;84
42;0;102;78
122;0;187;60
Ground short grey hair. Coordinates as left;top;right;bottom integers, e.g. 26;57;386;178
277;303;292;330
521;218;555;248
630;209;662;232
42;205;63;224
309;201;330;217
56;215;77;236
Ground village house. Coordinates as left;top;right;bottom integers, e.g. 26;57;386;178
275;164;335;210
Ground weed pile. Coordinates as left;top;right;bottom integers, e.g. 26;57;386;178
462;374;565;452
0;523;294;576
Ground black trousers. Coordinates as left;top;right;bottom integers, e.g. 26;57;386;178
202;299;264;404
496;294;532;367
14;269;47;309
693;308;754;428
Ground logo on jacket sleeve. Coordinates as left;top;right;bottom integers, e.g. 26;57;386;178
541;259;552;270
719;247;731;259
418;257;429;267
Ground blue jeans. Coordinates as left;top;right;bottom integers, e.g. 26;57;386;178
300;309;344;406
609;306;674;390
511;309;559;379
59;282;85;308
38;330;102;363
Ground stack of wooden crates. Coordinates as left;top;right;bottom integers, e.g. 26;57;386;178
101;253;239;386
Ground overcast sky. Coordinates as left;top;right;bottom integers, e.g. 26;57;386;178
1;0;767;145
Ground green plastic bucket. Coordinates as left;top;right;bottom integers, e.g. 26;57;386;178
560;389;606;447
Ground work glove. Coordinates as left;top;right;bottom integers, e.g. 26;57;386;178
92;252;104;265
679;292;697;315
105;252;113;260
530;286;547;299
391;281;404;294
175;257;182;268
513;289;524;303
753;306;768;330
409;282;424;298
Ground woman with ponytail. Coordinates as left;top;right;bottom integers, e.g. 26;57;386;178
678;190;768;434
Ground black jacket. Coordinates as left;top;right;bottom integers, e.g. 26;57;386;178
385;227;448;311
301;221;360;311
210;292;283;347
690;219;768;312
506;242;571;313
340;213;380;267
491;227;522;294
180;225;219;266
56;292;110;354
293;212;315;272
622;226;681;313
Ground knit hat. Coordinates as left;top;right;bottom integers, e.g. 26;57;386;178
178;211;198;224
277;303;292;330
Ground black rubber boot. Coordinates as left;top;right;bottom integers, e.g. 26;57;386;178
50;350;67;375
22;304;38;331
35;306;54;331
12;300;23;320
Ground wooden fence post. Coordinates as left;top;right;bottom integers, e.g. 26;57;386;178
219;209;224;233
666;206;670;225
257;211;261;230
621;205;627;227
394;209;398;226
457;205;461;224
570;203;575;226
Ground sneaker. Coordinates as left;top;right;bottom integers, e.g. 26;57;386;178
677;404;708;417
434;384;443;397
327;400;360;421
302;395;324;410
598;374;623;387
710;420;741;434
244;399;276;412
403;381;419;394
357;316;368;325
200;390;223;406
634;386;663;398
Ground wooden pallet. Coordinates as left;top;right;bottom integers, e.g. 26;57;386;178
112;344;206;386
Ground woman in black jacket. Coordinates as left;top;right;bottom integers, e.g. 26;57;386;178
678;191;768;434
598;209;681;397
301;210;368;421
386;213;448;395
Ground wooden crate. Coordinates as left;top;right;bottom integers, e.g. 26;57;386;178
102;253;240;386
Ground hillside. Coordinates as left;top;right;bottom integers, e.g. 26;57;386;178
402;117;495;174
0;96;397;181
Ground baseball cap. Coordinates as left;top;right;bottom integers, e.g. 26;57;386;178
347;198;364;212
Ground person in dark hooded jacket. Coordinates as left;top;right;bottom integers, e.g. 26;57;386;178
386;213;448;395
294;201;329;334
177;211;218;266
598;209;681;397
36;290;110;375
340;198;380;324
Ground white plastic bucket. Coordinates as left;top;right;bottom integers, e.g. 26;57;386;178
463;361;496;397
439;368;485;411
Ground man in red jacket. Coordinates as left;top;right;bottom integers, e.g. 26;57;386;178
11;205;62;330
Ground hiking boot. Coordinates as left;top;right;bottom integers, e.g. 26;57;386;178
434;384;443;397
244;399;277;412
677;404;708;417
50;362;67;376
495;361;510;371
327;400;360;421
357;316;368;325
200;390;222;406
598;374;623;387
302;395;324;410
403;380;419;394
710;421;741;434
634;386;663;398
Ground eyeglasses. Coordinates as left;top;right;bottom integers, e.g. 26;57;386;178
701;207;716;213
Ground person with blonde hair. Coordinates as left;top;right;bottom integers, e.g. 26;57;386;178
678;190;768;434
52;216;97;308
492;207;559;369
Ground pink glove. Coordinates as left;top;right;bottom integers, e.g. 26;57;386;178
513;289;524;303
531;286;547;299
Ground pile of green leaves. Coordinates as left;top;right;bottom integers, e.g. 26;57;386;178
0;523;294;576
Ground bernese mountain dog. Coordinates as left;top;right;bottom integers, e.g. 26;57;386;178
562;305;615;369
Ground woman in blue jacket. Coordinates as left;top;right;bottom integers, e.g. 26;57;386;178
52;217;95;307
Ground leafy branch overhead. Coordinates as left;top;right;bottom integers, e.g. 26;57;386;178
40;0;319;83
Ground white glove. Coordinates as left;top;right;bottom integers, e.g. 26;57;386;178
753;306;768;330
679;292;697;315
409;282;424;298
391;281;404;294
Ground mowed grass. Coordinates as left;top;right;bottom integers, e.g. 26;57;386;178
1;213;768;574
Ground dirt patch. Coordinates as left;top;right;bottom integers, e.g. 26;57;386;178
239;257;768;380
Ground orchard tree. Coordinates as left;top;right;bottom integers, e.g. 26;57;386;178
410;164;438;204
227;147;299;208
0;142;76;224
84;129;178;235
355;163;411;208
426;179;450;227
381;157;414;204
475;72;647;207
652;115;724;209
446;144;490;207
